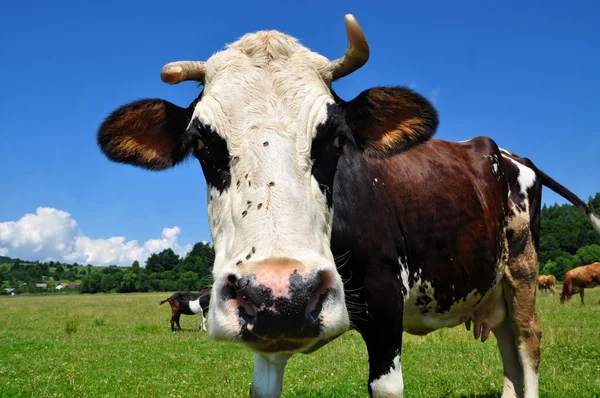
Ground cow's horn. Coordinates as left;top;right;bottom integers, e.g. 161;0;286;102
160;61;207;84
329;14;370;81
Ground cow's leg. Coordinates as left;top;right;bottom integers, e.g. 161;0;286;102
493;317;524;397
249;353;291;398
170;313;176;332
502;224;543;398
199;307;205;331
580;289;585;304
364;339;403;398
174;313;182;330
359;299;404;396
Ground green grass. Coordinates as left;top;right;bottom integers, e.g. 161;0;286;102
0;288;599;397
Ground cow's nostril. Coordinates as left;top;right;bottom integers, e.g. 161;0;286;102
236;294;257;324
305;270;335;322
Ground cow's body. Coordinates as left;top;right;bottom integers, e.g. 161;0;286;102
96;15;600;398
160;289;211;332
538;275;557;294
329;137;543;396
560;263;600;304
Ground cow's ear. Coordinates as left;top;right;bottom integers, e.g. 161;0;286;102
342;87;438;156
97;98;196;170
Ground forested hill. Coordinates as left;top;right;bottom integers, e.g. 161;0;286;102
539;193;600;280
2;193;600;294
0;242;215;295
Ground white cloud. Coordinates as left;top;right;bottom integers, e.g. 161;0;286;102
0;207;192;266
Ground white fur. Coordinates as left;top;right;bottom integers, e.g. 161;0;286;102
505;157;536;198
518;346;539;398
369;354;404;397
188;298;202;314
250;354;290;398
398;257;410;299
187;299;207;331
197;31;349;342
403;269;505;335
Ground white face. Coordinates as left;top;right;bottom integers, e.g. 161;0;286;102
191;31;349;352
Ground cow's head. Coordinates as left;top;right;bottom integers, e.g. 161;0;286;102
97;15;437;354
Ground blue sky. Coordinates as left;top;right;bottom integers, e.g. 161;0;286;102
1;0;599;265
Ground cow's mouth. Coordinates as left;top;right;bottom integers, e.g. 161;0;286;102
244;338;314;353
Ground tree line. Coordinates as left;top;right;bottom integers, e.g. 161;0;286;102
538;193;600;280
2;193;600;294
0;242;215;294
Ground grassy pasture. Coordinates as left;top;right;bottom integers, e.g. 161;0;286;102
1;288;599;397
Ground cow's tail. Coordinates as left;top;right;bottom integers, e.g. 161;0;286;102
536;168;600;235
159;298;169;305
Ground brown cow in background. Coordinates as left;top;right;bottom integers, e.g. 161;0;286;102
560;263;600;304
537;275;557;294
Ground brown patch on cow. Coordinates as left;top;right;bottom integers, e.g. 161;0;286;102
344;87;438;157
97;99;192;170
501;214;543;369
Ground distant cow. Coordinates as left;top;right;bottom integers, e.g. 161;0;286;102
160;288;211;332
560;263;600;304
537;275;557;294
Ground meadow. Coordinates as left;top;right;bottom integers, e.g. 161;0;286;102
1;288;599;397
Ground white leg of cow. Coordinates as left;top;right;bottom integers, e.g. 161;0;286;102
369;354;404;398
493;319;523;398
250;353;291;398
518;345;539;398
198;307;205;331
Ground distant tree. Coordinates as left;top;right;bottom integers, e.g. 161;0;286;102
146;249;180;273
53;265;65;280
134;274;150;292
102;265;121;275
117;272;137;293
63;268;78;282
132;260;141;273
575;244;600;265
39;263;50;277
100;274;118;292
178;271;200;291
80;273;102;294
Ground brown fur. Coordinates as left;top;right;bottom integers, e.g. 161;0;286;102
97;98;195;170
537;275;557;294
560;262;600;304
491;213;542;396
343;87;438;156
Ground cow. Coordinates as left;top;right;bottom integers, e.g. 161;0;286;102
95;14;600;398
560;263;600;304
537;275;557;295
160;288;211;332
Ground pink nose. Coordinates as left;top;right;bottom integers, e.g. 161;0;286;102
223;258;337;339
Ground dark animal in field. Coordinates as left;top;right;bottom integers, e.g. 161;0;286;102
160;289;211;332
97;14;600;398
537;275;557;295
560;263;600;304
